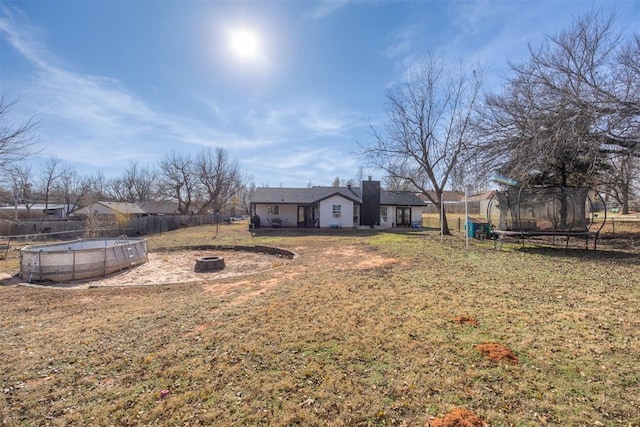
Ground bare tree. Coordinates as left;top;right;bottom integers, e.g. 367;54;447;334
105;177;128;202
156;151;197;215
107;161;156;202
476;11;640;211
360;55;483;234
239;181;256;215
478;91;605;187
125;161;156;202
602;152;640;213
59;169;95;215
89;170;109;201
354;166;366;185
7;163;38;216
330;176;358;187
39;156;67;218
0;95;38;173
383;175;418;192
194;147;243;215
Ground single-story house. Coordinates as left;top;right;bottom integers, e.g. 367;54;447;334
71;201;183;218
71;201;147;218
419;190;465;214
467;190;496;217
0;203;70;219
136;201;181;216
251;181;426;229
419;190;496;216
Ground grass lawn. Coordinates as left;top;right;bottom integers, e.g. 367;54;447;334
1;222;639;426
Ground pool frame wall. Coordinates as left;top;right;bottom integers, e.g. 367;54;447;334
20;238;148;282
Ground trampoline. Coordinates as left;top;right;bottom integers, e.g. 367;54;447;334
487;185;606;249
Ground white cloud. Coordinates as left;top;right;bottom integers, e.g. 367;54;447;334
0;5;279;170
304;0;350;20
0;4;371;186
384;25;420;59
0;6;53;69
241;101;368;144
241;142;360;187
300;104;367;136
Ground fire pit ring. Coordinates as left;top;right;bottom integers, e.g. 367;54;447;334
194;256;225;273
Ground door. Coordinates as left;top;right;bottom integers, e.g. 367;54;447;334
396;207;411;226
297;205;315;228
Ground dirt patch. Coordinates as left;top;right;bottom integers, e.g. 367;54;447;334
454;315;479;327
429;408;487;427
14;249;292;289
325;247;399;270
475;343;519;365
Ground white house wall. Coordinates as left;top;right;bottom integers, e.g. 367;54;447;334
379;205;424;228
254;204;297;227
74;204;114;216
379;206;392;228
412;207;423;225
318;195;354;228
253;199;422;228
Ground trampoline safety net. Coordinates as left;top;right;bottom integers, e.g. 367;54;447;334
488;186;604;233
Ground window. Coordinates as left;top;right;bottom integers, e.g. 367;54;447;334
380;207;388;223
268;205;279;215
332;204;341;217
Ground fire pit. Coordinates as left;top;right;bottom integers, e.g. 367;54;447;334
194;256;225;272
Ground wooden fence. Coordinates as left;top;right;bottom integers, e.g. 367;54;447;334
0;215;216;241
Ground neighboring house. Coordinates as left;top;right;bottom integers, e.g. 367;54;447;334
71;201;146;218
419;191;465;213
228;204;249;218
0;204;70;219
423;190;466;203
251;181;426;229
467;190;496;217
136;201;181;216
419;190;496;215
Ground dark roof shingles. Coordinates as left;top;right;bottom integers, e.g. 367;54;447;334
253;187;425;206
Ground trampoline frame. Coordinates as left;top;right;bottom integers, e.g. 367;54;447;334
487;185;607;250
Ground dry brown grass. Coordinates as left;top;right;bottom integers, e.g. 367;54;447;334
1;222;639;426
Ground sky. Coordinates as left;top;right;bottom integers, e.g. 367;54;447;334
1;0;639;188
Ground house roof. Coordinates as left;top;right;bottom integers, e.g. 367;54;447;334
73;200;184;216
97;201;146;214
418;191;466;203
380;191;426;206
417;190;496;203
0;204;67;210
137;201;180;215
467;190;496;202
72;201;146;216
253;187;358;204
253;186;426;206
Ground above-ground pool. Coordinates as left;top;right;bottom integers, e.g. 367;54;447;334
20;237;148;283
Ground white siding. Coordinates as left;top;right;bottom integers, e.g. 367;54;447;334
254;204;297;227
411;207;423;226
73;203;114;216
379;205;424;228
379;206;392;228
318;196;354;228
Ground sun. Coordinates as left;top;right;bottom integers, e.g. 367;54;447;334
228;28;261;61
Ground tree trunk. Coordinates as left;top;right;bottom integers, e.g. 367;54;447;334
440;205;452;236
621;180;630;215
560;165;568;228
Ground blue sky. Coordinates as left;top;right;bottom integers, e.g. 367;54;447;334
1;0;638;188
